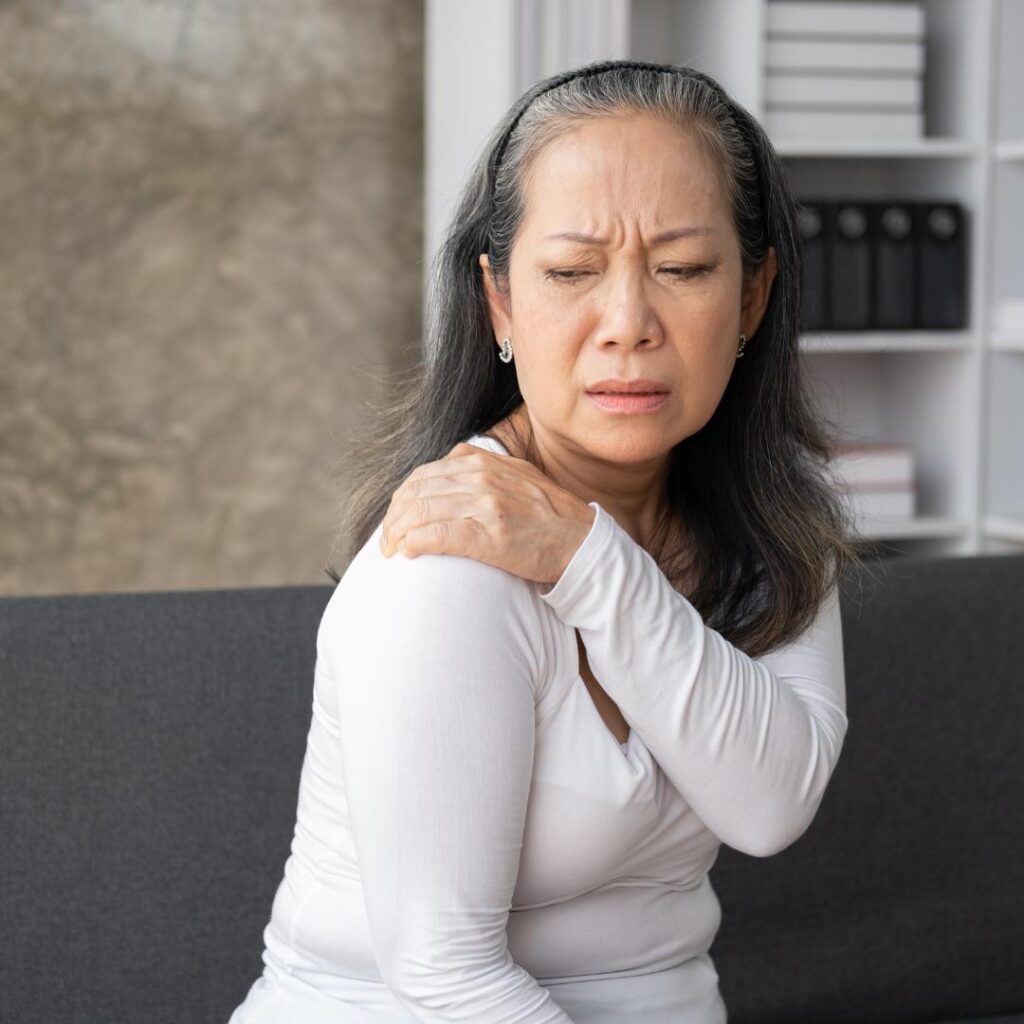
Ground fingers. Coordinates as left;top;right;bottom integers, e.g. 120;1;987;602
381;453;507;545
383;514;484;560
379;442;545;558
381;492;482;557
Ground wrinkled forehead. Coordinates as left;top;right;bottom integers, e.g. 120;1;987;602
516;115;732;245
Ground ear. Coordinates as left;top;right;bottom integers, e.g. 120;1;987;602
740;246;778;340
478;253;512;347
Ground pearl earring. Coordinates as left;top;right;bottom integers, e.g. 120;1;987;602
737;333;747;358
499;336;513;363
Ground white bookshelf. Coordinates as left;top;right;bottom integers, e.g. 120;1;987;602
425;0;1024;559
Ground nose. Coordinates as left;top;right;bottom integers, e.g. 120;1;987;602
593;263;664;350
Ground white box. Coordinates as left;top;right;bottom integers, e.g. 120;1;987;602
765;107;924;138
766;72;922;108
767;1;925;39
827;443;915;488
767;37;925;74
992;299;1024;332
845;488;917;521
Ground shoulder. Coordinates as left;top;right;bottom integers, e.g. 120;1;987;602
756;581;843;663
317;519;551;694
345;515;540;611
333;431;533;626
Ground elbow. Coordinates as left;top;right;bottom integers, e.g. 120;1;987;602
742;716;848;859
734;789;826;857
740;813;816;858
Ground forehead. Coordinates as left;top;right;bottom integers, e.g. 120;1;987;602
519;112;729;233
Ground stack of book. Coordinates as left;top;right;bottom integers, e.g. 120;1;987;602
826;441;917;525
764;0;926;141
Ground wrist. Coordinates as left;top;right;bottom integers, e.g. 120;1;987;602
553;505;597;583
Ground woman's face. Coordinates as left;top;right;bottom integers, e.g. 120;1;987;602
480;111;777;465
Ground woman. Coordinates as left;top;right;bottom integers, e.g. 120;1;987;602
228;58;864;1023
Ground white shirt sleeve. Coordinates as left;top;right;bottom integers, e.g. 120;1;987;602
321;538;578;1023
538;501;848;859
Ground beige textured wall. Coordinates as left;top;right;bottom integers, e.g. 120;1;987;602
0;0;423;596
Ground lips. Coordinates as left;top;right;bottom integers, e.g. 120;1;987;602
587;390;670;412
586;378;670;394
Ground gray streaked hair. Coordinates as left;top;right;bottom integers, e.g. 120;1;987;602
324;58;871;658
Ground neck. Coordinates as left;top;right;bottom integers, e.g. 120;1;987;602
492;408;675;550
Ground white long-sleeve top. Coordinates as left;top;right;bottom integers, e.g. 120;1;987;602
228;431;847;1024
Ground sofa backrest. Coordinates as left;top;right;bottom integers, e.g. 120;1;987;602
2;554;1022;1024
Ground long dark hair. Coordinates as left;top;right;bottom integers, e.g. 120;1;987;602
323;58;869;658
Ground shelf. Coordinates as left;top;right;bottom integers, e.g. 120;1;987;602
854;515;970;541
993;140;1024;161
984;516;1024;544
800;331;973;354
774;138;979;159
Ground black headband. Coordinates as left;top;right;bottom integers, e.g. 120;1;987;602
487;59;720;197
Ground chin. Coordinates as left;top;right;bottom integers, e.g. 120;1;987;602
587;431;677;462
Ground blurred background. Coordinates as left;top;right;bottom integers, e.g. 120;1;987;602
3;0;1023;598
1;0;424;596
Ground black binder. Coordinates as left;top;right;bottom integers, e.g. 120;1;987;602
796;201;827;331
872;202;916;329
916;202;967;329
825;201;872;331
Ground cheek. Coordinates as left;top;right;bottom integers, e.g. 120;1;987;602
528;337;572;386
511;336;578;409
674;292;744;383
514;291;584;363
671;338;740;431
688;273;743;325
524;290;584;337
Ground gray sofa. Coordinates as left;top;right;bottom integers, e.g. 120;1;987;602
3;552;1023;1024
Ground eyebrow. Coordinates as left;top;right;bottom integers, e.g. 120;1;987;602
543;227;715;246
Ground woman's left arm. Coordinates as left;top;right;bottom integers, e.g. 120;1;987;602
539;501;848;859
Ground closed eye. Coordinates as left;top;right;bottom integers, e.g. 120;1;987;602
662;266;711;278
545;270;591;282
545;266;712;282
